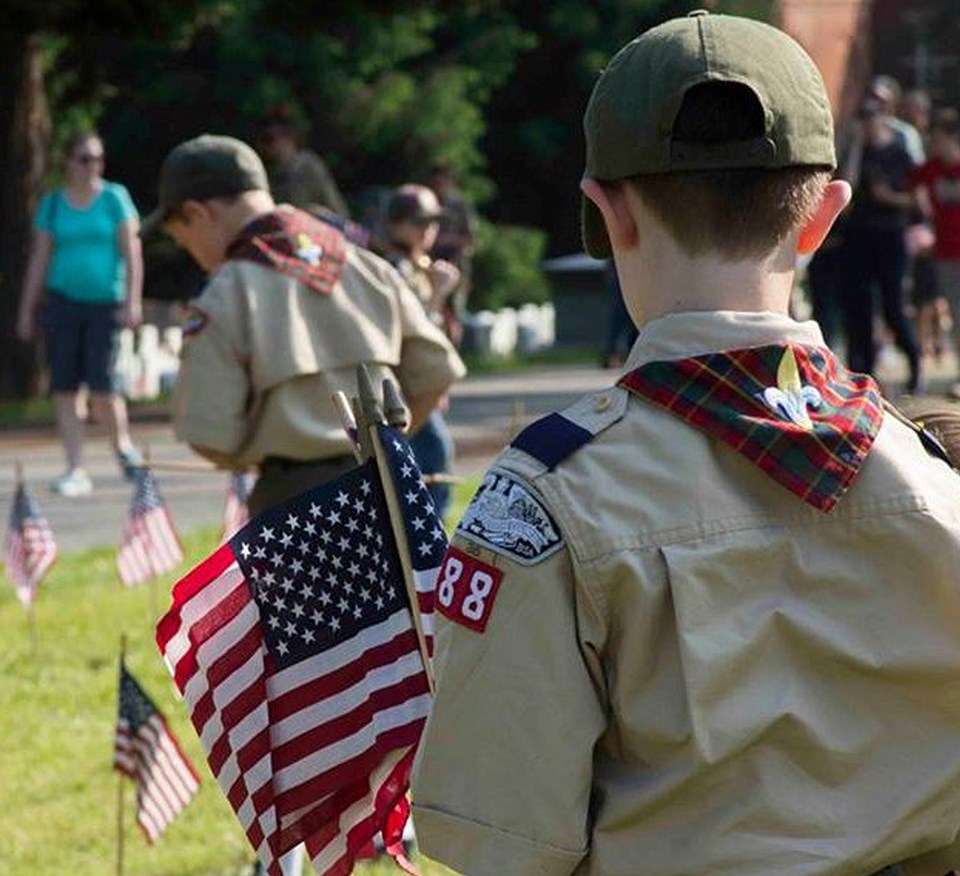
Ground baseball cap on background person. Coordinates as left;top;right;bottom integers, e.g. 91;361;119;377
140;134;270;237
581;10;836;258
386;184;445;226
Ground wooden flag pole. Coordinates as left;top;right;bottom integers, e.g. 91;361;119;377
116;634;127;876
26;603;38;659
332;391;363;463
357;366;435;694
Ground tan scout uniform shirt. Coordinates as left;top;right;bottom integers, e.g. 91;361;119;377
412;311;960;876
173;244;465;468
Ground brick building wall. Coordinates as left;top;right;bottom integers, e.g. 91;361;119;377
777;0;874;128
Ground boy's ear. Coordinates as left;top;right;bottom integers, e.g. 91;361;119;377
797;180;852;255
580;178;639;251
178;199;210;226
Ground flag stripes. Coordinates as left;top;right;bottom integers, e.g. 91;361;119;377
158;547;430;873
222;471;255;542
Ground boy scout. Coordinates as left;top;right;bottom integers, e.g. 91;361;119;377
412;13;960;876
143;135;465;515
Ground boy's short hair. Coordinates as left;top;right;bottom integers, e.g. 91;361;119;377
582;12;836;260
627;84;831;259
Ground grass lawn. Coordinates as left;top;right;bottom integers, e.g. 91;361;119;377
0;477;480;876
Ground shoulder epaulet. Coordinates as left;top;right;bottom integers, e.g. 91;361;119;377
510;386;628;470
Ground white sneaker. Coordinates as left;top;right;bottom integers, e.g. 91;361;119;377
50;469;93;497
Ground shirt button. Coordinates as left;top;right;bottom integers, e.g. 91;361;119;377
594;395;611;412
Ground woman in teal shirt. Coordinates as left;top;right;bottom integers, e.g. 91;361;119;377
16;131;144;496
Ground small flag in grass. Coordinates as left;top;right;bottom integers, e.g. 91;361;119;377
222;470;256;542
117;467;184;587
4;480;57;608
114;661;200;842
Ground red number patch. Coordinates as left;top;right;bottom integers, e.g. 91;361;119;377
436;547;503;633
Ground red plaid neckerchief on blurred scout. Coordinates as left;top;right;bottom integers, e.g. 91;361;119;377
226;205;347;295
619;344;883;513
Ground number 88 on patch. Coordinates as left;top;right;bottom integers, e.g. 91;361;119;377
436;546;504;633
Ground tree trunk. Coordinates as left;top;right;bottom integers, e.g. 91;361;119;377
0;33;51;400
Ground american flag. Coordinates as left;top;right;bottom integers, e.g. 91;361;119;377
222;470;256;542
4;481;57;608
117;467;184;587
156;425;445;876
114;661;201;842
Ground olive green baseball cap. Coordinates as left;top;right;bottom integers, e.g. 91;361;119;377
141;134;269;236
582;11;836;258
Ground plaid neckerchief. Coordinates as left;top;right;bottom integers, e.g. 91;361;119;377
619;344;883;513
225;206;347;295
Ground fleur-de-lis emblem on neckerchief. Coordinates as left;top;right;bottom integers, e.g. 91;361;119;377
295;232;323;266
758;347;822;429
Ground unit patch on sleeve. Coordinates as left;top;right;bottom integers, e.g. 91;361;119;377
436;546;504;633
456;468;563;565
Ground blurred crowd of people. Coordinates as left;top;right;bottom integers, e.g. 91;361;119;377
807;75;960;397
15;107;477;505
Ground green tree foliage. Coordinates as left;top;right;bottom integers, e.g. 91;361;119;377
0;0;779;397
0;0;215;399
471;220;550;312
87;2;533;210
480;0;771;254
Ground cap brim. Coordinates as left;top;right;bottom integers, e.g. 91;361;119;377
139;206;169;239
581;195;612;259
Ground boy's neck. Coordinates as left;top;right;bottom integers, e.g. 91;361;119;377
615;230;796;327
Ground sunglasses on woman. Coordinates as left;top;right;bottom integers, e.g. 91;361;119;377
74;153;104;165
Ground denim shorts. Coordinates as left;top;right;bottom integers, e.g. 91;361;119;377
43;291;123;394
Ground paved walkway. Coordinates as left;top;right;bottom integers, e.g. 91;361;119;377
0;365;613;553
2;351;957;553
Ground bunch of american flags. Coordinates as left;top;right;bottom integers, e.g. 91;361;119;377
157;423;445;876
6;420;442;875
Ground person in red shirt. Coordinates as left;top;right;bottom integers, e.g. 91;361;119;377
911;108;960;396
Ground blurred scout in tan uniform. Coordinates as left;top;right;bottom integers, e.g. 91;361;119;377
412;13;960;876
143;135;464;516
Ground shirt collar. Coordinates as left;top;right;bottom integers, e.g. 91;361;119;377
623;311;826;369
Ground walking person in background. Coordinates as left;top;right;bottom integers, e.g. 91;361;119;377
15;130;144;496
385;184;462;520
912;108;960;398
870;76;926;164
841;99;923;392
902;90;932;145
257;105;351;220
428;163;478;323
